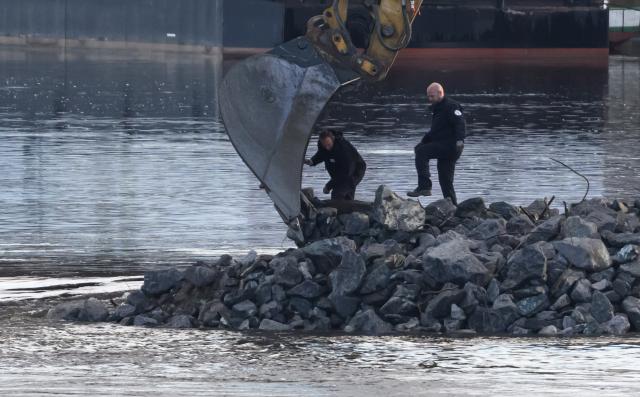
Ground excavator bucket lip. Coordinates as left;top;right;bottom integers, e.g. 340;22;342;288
219;37;358;225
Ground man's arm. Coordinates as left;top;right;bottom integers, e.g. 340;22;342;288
307;150;325;166
450;105;466;142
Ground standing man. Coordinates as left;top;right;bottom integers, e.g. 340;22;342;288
408;82;465;205
305;130;366;201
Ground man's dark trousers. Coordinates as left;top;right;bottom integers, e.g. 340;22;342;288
414;141;460;205
331;163;366;200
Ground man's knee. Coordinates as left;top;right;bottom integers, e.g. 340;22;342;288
415;144;430;159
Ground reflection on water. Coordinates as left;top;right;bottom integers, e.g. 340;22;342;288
0;46;639;276
1;312;640;396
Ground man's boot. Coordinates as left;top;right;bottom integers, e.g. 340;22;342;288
407;187;432;197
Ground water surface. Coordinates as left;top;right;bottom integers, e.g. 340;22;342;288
1;310;639;396
1;47;640;396
1;47;639;276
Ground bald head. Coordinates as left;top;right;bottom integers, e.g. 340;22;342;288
427;82;445;104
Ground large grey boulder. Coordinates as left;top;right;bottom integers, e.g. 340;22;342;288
467;296;520;334
361;239;403;262
47;298;109;323
126;290;156;313
271;256;303;287
142;268;184;295
570;198;615;217
302;236;357;256
166;314;195;329
259;319;291;331
456;197;487;218
287;280;323;299
620;261;640;278
255;283;272;306
238;250;258;266
232;300;257;317
612;245;639;265
516;294;549;317
339;212;370;235
359;263;392;294
526;199;558;220
380;297;419;318
507;215;535;236
199;300;228;327
112;304;136;321
603;314;631;335
585;211;618;233
523;216;563;245
553;238;611;272
468;218;507;242
345;309;393;335
460;282;489;312
423;288;466;319
425;198;457;225
302;237;357;273
550;294;572;311
78;298;109;322
622;296;640;330
538;325;559;336
422;239;489;286
328;293;361;319
372;185;426;232
502;243;547;290
602;231;640;248
329;249;366;296
616;213;640;233
613;272;634;298
133;315;159;327
591;279;611;291
591;291;614;323
487;279;500;303
570;279;592;303
551;268;585;298
493;294;518;311
489;201;520;220
562;216;599;239
183;265;218;287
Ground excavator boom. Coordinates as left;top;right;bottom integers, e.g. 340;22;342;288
219;0;423;232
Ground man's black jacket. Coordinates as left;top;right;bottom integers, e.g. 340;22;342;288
422;97;466;150
310;132;366;189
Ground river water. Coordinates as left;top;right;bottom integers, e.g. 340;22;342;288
2;307;640;396
1;48;639;276
1;47;640;395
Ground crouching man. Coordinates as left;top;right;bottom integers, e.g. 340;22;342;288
305;130;366;200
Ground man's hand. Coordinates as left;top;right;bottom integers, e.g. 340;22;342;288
304;159;313;166
323;183;332;195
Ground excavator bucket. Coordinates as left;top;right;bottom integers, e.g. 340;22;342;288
219;37;358;225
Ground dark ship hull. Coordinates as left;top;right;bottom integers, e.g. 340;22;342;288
224;0;609;61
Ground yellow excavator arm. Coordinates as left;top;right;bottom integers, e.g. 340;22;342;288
219;0;423;234
308;0;422;81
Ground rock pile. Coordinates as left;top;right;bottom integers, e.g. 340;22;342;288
48;186;640;336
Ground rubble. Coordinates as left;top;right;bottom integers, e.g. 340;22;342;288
47;187;640;336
